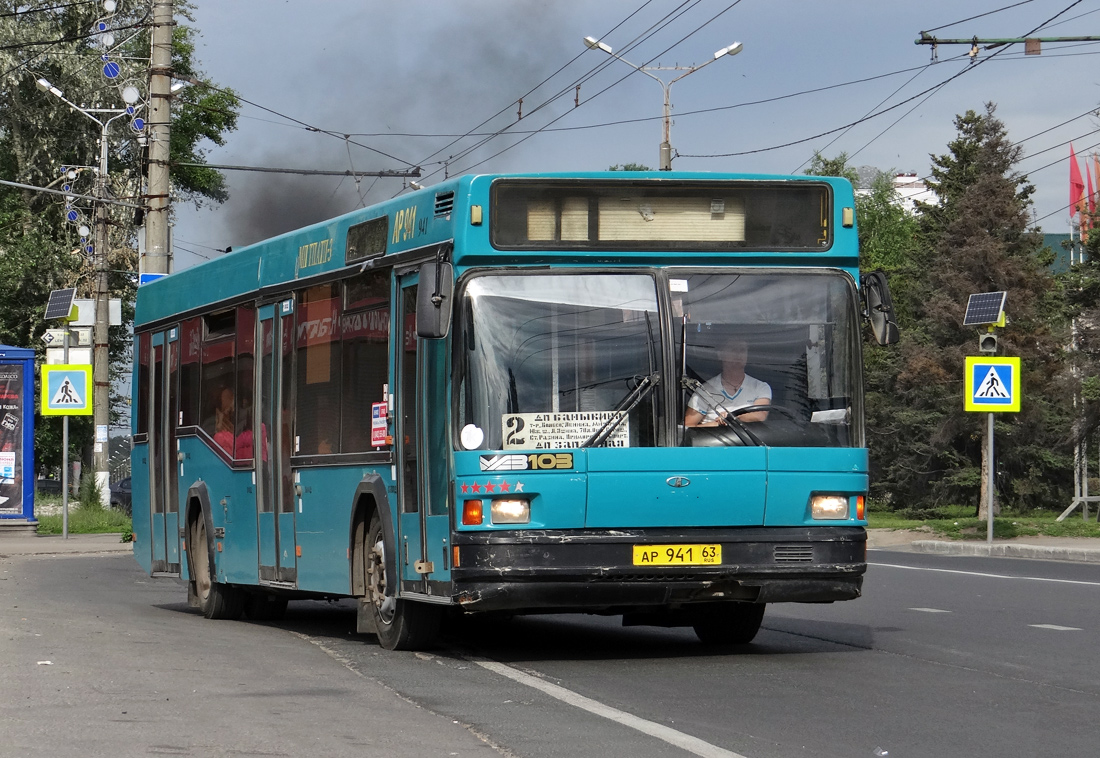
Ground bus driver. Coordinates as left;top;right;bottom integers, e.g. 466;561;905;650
684;337;771;427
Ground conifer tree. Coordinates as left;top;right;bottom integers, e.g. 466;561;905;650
903;104;1067;513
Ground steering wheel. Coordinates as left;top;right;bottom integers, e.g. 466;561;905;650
725;404;799;421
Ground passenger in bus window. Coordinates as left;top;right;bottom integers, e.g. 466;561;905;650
207;386;235;453
684;337;771;426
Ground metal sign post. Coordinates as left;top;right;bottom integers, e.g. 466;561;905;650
964;356;1021;543
62;332;69;539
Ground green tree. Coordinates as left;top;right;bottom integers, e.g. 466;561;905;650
900;104;1066;513
608;163;653;171
806;109;1069;514
0;0;239;474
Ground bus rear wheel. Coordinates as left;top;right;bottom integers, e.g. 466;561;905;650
190;515;243;620
693;602;765;645
362;513;441;650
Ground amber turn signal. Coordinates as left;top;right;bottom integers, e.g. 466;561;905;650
462;500;484;525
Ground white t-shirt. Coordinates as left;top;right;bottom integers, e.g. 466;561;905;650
688;373;772;423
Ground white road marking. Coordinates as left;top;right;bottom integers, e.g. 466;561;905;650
909;607;952;613
473;658;750;758
870;562;1100;587
1029;624;1082;631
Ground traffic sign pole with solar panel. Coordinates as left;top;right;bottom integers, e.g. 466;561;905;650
43;288;79;539
963;291;1012;545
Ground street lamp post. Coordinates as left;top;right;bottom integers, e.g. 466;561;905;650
583;36;742;170
36;77;132;506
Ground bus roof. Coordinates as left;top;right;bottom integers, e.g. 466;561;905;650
135;171;856;328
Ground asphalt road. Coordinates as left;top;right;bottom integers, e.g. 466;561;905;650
3;549;1098;758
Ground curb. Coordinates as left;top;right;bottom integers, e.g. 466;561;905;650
910;540;1100;564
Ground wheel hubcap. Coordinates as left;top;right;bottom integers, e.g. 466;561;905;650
367;537;395;624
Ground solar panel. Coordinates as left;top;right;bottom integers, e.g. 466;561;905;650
44;288;76;321
963;291;1006;326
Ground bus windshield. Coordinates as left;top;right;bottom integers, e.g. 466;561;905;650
459;273;661;450
457;270;860;451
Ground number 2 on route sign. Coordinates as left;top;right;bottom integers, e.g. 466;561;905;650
964;356;1021;413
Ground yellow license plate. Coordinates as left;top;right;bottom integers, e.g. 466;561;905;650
632;544;721;566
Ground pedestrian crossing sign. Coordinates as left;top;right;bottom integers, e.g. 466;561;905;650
41;364;93;416
964;356;1020;413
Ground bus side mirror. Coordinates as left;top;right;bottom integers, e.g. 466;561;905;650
416;261;453;339
861;271;899;346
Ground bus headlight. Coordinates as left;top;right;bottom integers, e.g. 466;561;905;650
810;494;849;520
490;498;530;524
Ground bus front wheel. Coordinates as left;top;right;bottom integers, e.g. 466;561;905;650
362;513;441;650
189;515;243;620
693;602;765;645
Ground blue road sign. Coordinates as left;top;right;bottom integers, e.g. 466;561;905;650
40;364;92;416
964;356;1021;413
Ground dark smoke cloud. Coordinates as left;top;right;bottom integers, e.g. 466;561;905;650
215;0;577;246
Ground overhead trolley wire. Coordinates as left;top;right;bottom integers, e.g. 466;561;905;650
682;0;1087;162
919;0;1038;35
413;0;663;168
418;0;709;176
0;1;95;19
440;0;748;179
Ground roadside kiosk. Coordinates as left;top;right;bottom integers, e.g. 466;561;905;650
0;344;35;528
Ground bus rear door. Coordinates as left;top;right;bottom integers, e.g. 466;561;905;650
149;328;181;574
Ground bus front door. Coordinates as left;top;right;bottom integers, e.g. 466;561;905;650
256;302;297;585
150;328;181;575
395;279;452;599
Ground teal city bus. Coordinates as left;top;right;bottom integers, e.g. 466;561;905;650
131;172;897;650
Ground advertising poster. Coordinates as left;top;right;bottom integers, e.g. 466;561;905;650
0;364;22;513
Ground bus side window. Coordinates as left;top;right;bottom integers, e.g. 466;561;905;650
296;283;341;455
136;331;150;436
200;309;236;454
341;270;390;453
178;318;202;427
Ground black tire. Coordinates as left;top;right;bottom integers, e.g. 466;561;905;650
362;513;441;650
693;602;766;645
190;515;243;620
243;593;288;621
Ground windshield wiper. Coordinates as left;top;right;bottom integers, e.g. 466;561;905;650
582;372;661;448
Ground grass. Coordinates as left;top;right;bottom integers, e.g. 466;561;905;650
33;492;132;536
867;502;1100;540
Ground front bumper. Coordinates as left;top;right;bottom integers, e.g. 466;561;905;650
451;526;866;613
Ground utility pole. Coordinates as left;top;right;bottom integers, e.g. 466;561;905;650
93;128;111;505
915;33;1100;58
144;0;174;276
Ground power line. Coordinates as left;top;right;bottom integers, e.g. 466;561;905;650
417;0;711;177
443;0;748;179
0;19;147;52
174;162;420;178
413;0;663;169
920;0;1038;35
173;77;421;169
0;1;95;19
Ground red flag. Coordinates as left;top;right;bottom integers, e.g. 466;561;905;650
1088;157;1096;215
1093;153;1100;213
1070;143;1085;217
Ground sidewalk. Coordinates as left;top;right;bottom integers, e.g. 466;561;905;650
0;531;133;557
867;528;1100;564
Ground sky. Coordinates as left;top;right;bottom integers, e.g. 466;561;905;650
166;0;1100;269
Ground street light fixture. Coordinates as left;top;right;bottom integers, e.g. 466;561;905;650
583;36;742;170
35;75;132;506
